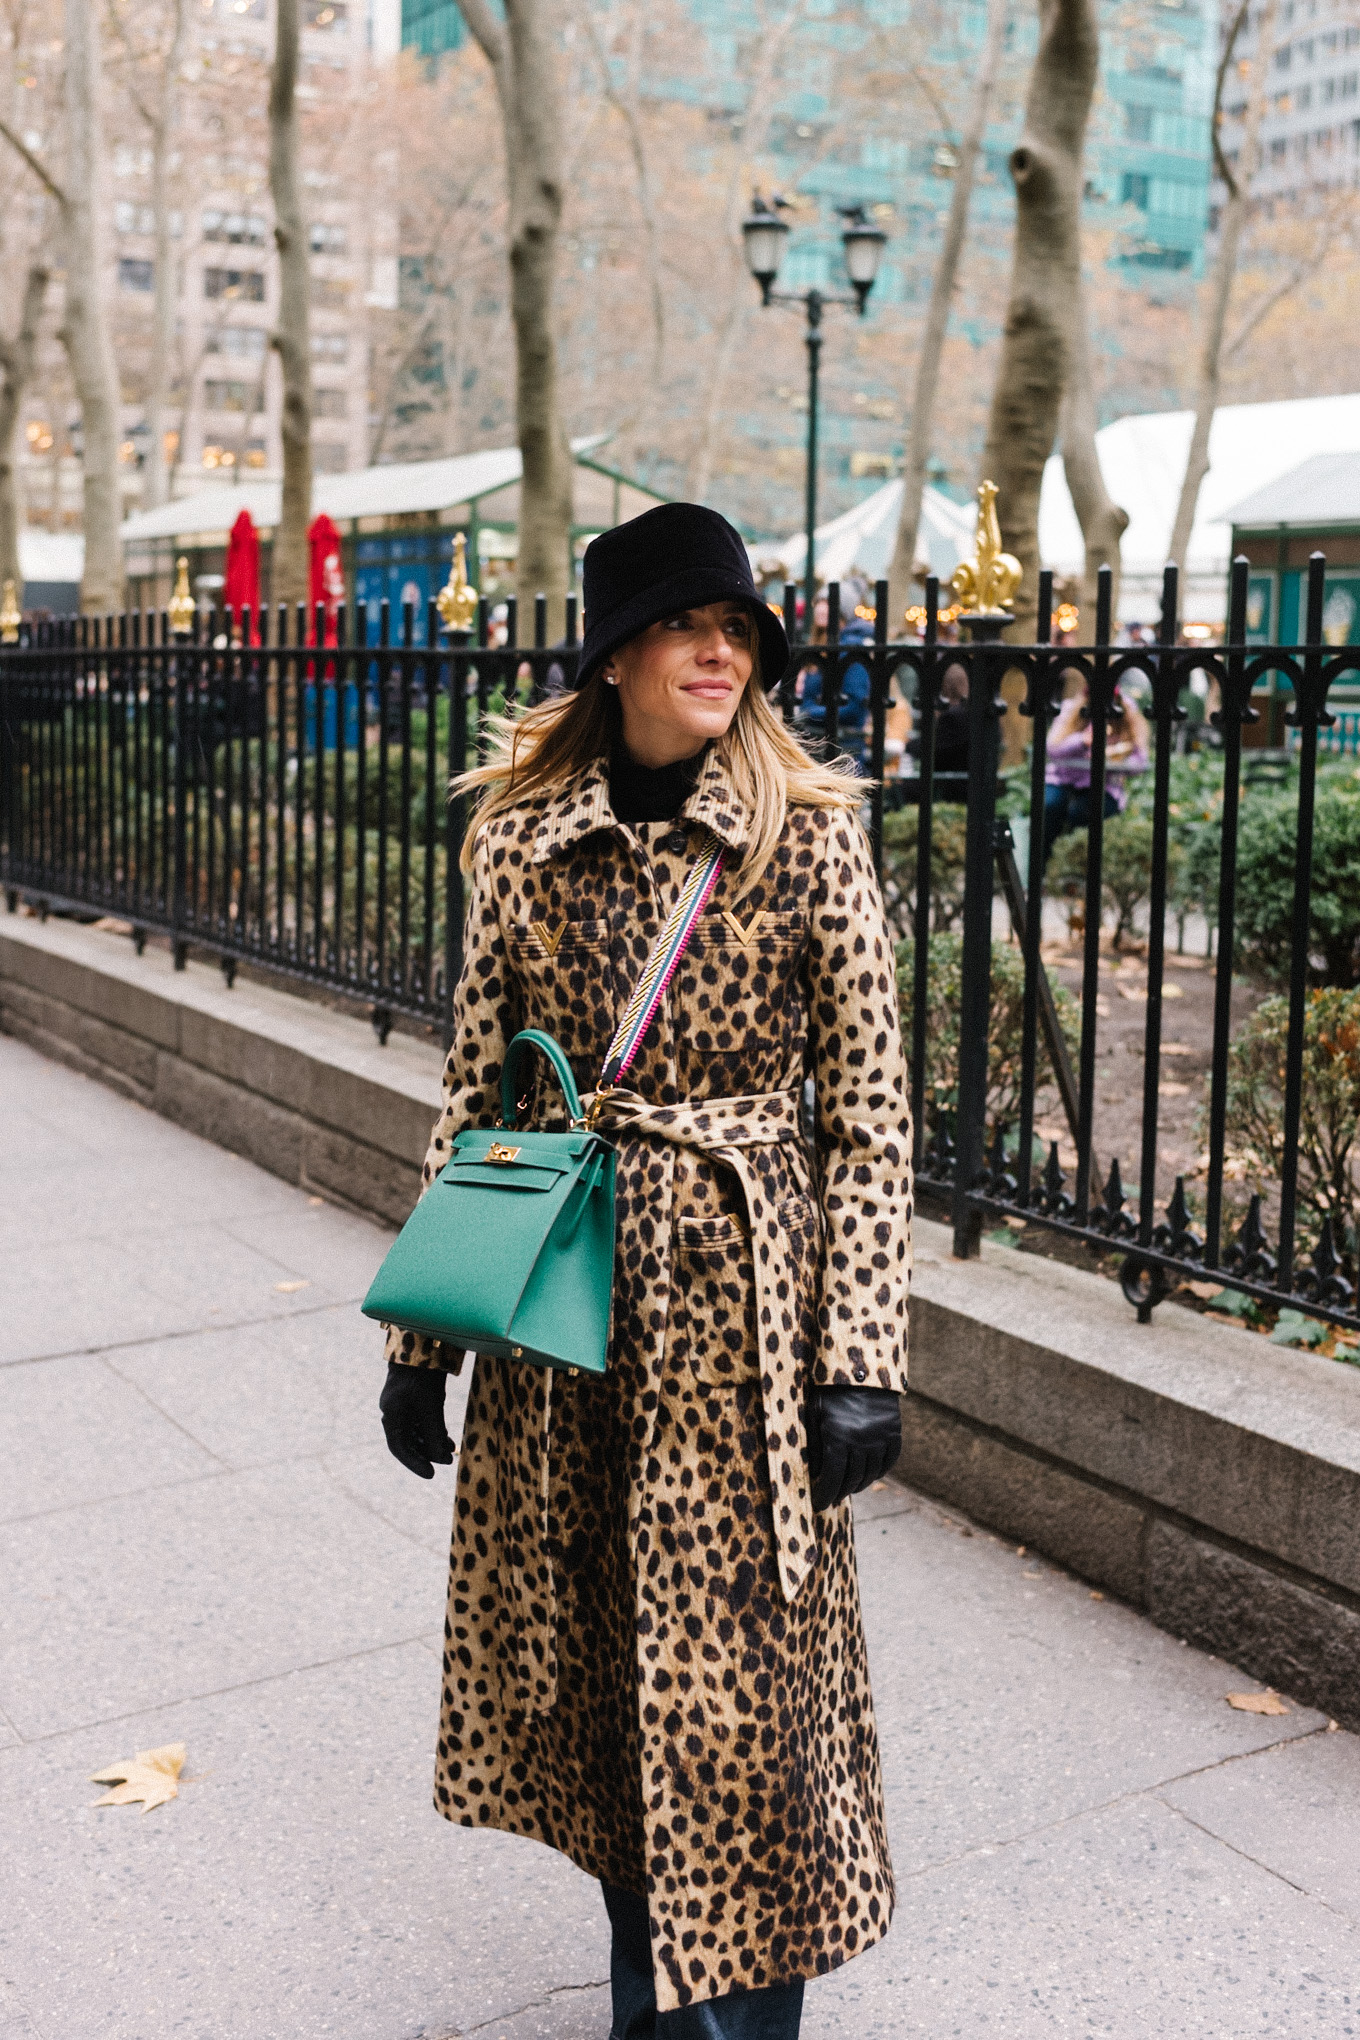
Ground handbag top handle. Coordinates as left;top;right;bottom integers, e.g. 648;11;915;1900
500;1030;585;1128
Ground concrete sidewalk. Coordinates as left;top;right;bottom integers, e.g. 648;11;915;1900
1;1031;1357;2040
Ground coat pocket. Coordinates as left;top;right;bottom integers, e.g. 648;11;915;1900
672;1211;759;1386
509;916;611;966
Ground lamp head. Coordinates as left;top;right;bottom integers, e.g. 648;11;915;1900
741;192;791;305
837;204;887;313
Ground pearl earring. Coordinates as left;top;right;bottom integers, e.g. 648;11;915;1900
604;671;619;687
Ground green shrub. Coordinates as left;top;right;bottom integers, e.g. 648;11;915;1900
896;931;1079;1143
1045;810;1183;950
881;804;969;938
1213;985;1360;1257
1233;782;1360;987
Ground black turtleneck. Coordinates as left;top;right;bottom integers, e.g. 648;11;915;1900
608;741;706;825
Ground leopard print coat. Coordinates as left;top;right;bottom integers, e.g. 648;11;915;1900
387;744;913;2012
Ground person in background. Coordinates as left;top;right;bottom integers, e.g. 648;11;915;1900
904;661;970;786
798;615;874;772
1042;677;1149;860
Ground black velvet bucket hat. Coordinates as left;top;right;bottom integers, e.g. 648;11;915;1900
575;502;789;692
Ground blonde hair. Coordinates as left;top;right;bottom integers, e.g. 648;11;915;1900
454;662;861;902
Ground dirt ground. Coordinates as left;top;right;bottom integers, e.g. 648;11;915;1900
1030;934;1264;1216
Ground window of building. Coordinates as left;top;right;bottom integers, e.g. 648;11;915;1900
312;331;348;361
313;386;347;418
1343;72;1358;97
313;278;351;308
1323;77;1336;101
1126;104;1153;140
1299;83;1313;107
206;325;268;357
203;210;267;244
312;441;349;472
205;267;266;301
204;380;260;413
1271;136;1289;160
309;223;348;255
119;258;154;291
305;0;348;27
1121;171;1150;208
115;201;155;236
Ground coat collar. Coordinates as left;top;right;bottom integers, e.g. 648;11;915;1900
531;744;750;865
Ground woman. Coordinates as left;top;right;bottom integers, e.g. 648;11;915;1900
378;503;912;2039
1042;676;1150;861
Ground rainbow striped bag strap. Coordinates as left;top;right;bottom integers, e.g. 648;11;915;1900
595;829;725;1095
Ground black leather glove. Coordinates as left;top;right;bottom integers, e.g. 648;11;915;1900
808;1386;902;1512
380;1359;454;1479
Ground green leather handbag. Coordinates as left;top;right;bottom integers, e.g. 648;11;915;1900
361;1031;618;1373
361;829;727;1375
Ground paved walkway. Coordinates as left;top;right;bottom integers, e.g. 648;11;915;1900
2;1029;1358;2040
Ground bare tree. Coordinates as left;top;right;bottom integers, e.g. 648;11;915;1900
269;0;312;608
457;0;573;630
1168;0;1280;573
687;0;806;503
979;0;1099;642
575;1;664;404
886;0;1008;629
0;262;48;589
111;0;188;510
0;0;126;612
1059;268;1128;618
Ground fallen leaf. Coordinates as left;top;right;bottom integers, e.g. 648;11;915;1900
91;1742;187;1813
1094;997;1111;1017
1117;985;1148;1002
1089;1590;1105;1601
307;1195;324;1208
274;1279;310;1294
1328;1720;1341;1732
1182;1279;1224;1301
1167;956;1205;970
1162;984;1185;999
1162;1043;1194;1056
1225;1690;1290;1716
1159;1081;1190;1096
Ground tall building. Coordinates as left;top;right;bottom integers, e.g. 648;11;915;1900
1219;0;1360;208
106;0;401;495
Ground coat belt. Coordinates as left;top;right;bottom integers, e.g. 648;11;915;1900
500;1085;818;1717
591;1085;818;1598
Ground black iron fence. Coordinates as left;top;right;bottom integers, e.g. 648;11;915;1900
5;556;1360;1338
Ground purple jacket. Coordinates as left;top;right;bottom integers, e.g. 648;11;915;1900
1046;729;1148;811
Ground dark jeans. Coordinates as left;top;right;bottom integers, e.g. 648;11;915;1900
602;1883;804;2040
1042;782;1120;863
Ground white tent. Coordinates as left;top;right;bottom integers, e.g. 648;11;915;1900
770;479;974;594
1038;393;1360;625
120;437;613;546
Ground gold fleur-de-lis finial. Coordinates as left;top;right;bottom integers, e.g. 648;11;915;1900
0;577;20;643
436;531;477;635
950;480;1023;616
168;555;196;635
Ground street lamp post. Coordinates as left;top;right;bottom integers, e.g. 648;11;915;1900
742;198;887;629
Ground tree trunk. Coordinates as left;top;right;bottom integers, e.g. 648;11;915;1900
687;1;803;504
459;0;572;633
269;0;312;610
886;0;1007;632
0;264;48;591
979;0;1099;645
1167;0;1277;576
144;0;186;511
1060;269;1128;619
61;0;124;616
